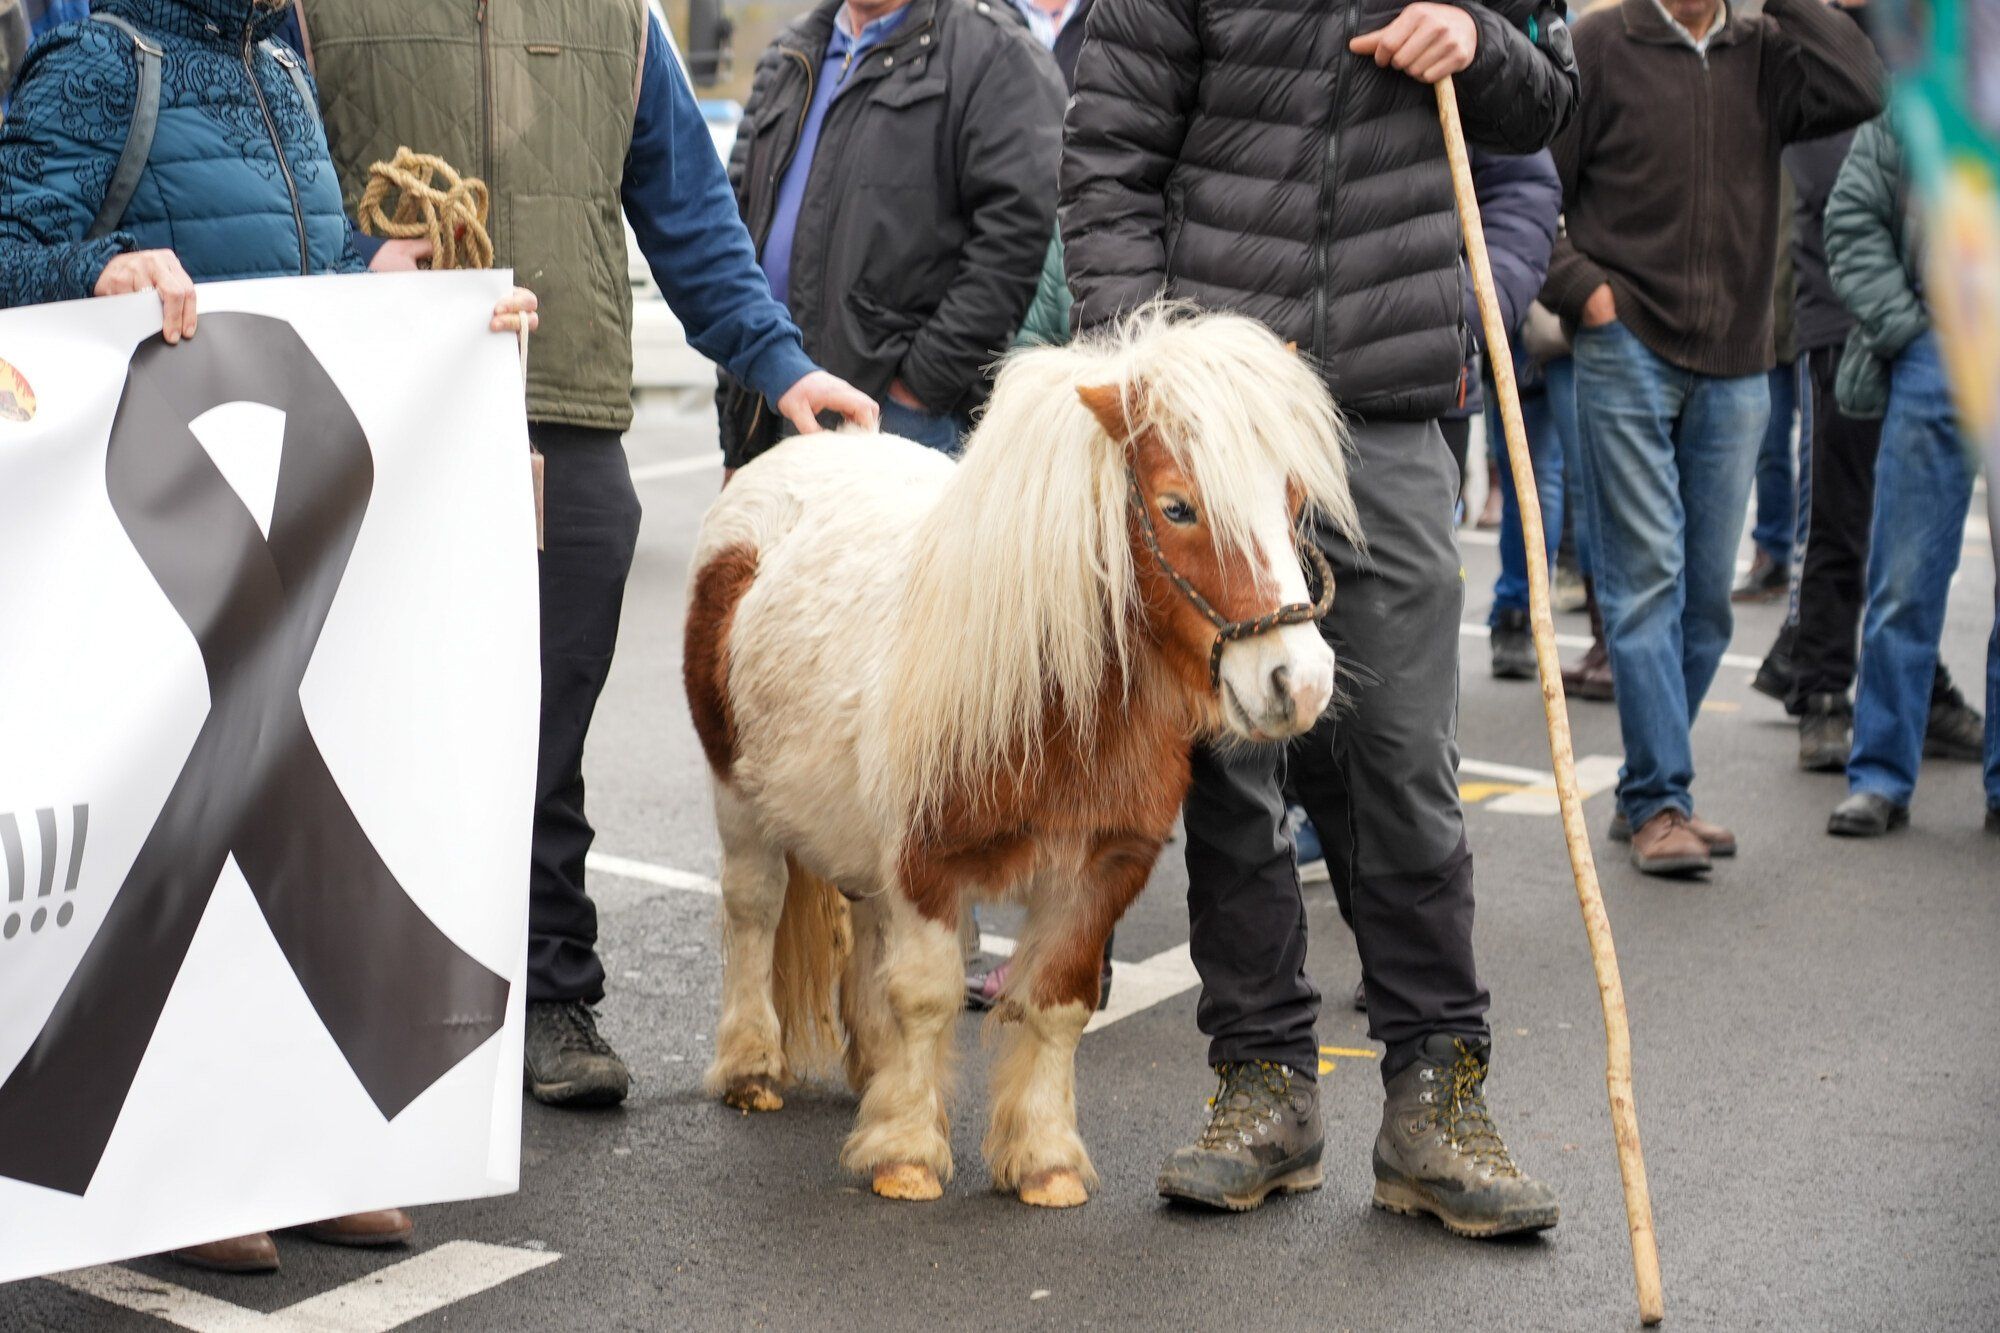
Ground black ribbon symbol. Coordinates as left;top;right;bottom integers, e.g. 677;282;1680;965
0;314;510;1196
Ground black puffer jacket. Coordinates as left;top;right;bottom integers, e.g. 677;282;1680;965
1061;0;1578;421
719;0;1063;463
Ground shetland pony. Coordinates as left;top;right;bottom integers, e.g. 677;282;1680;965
682;307;1358;1208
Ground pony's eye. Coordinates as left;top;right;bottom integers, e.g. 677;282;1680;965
1160;497;1198;527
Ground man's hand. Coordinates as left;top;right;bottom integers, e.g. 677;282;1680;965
778;369;880;434
490;286;540;335
94;249;197;344
886;378;926;411
1581;284;1618;328
369;238;435;272
1348;3;1479;84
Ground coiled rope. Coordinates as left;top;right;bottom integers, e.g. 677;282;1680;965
356;148;494;271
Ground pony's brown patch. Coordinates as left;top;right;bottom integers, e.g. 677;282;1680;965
683;543;759;776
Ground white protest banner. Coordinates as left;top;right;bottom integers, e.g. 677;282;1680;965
0;271;538;1284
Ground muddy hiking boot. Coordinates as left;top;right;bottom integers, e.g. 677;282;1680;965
1925;679;1986;761
1373;1034;1559;1239
1157;1062;1324;1211
525;1000;631;1107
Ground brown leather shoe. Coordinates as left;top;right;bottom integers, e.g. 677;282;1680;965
291;1208;415;1248
1609;810;1735;856
1628;810;1711;877
170;1232;279;1273
1561;580;1615;702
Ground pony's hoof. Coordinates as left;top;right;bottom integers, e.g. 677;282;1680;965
1017;1168;1089;1209
871;1163;943;1201
722;1075;784;1113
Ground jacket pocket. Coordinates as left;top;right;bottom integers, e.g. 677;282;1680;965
859;74;948;190
508;193;629;410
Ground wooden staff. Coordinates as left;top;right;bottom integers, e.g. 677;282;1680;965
1434;75;1665;1326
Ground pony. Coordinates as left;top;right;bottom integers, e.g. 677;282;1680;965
681;305;1358;1208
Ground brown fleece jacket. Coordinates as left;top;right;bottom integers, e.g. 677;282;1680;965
1545;0;1883;377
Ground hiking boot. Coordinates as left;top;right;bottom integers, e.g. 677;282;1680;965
1372;1034;1559;1239
1924;680;1985;761
525;1000;630;1107
1752;623;1797;707
1798;693;1853;773
1731;549;1788;604
1628;809;1711;876
1490;608;1536;680
171;1233;278;1273
1156;1062;1323;1211
1827;792;1908;837
1608;809;1735;856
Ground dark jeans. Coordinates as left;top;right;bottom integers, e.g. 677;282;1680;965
878;398;968;454
528;424;643;1004
1488;382;1564;620
1791;346;1886;701
1750;361;1799;565
1183;419;1486;1085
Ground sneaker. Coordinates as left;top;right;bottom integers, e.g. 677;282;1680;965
1553;557;1587;615
1924;682;1985;761
1986;807;1999;834
1489;608;1536;680
525;1000;630;1107
1752;624;1797;706
1827;792;1909;837
1628;809;1711;876
1608;809;1735;856
1288;805;1330;885
966;950;1115;1012
1731;550;1789;604
1156;1062;1324;1211
1372;1034;1559;1239
1797;693;1853;773
1352;979;1367;1012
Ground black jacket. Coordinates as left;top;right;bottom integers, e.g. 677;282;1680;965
1449;146;1561;418
1060;0;1578;422
719;0;1064;464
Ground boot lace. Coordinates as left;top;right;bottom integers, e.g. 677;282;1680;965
547;1001;614;1057
1197;1061;1295;1150
1422;1041;1520;1177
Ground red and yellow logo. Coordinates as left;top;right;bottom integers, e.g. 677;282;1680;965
0;357;34;423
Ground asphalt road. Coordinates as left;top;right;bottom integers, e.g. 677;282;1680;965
6;404;1996;1332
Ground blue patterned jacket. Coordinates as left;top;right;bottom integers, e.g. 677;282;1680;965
0;0;363;308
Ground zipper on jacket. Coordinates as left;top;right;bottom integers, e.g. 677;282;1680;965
758;49;816;248
1312;0;1360;363
243;22;309;275
1688;51;1712;363
477;0;495;185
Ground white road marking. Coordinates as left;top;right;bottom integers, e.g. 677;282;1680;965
628;452;722;482
1458;621;1763;672
585;852;717;896
48;1242;558;1333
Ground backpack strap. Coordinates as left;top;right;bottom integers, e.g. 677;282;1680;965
260;37;319;129
84;11;161;241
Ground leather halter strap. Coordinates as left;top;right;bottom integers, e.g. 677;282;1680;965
1125;466;1335;689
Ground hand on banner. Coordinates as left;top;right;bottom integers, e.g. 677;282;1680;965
94;250;198;344
1349;3;1478;83
369;238;436;271
778;370;880;435
490;287;539;336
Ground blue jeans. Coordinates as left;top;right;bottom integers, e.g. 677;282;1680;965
1573;321;1769;827
1848;332;1995;807
1750;361;1799;565
1545;356;1591;578
879;397;967;455
1488;383;1565;619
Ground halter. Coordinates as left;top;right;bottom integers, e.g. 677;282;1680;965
1125;466;1336;689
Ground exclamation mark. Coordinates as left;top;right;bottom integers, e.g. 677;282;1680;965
32;808;57;933
1;813;21;940
62;803;88;928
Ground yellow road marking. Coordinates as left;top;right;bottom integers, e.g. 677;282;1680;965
1317;1044;1380;1076
1459;780;1527;804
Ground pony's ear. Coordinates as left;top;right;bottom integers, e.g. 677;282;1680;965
1076;381;1130;444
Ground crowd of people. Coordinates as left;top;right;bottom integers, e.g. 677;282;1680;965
0;0;1990;1281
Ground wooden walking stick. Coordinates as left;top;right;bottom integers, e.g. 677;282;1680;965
1434;75;1665;1326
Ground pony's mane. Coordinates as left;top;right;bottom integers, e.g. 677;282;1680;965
882;304;1359;824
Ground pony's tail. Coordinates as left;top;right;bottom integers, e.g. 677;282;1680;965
772;856;851;1079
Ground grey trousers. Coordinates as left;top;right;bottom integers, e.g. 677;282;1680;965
1183;418;1489;1083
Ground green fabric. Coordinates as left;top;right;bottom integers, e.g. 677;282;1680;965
1826;114;1926;419
1012;233;1070;350
303;0;646;429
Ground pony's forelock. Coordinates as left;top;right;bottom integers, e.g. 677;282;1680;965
882;304;1356;825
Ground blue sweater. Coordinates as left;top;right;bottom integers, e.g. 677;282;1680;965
0;0;364;307
273;9;816;409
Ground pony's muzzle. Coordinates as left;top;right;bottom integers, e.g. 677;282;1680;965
1219;623;1335;741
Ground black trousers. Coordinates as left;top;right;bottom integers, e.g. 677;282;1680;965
1183;420;1488;1085
1791;347;1885;702
527;424;643;1004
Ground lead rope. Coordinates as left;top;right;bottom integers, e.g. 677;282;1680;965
356;148;495;271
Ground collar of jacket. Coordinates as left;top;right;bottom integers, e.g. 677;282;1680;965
783;0;941;62
97;0;292;45
1619;0;1751;50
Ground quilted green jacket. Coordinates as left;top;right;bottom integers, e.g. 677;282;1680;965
1825;114;1925;419
1011;233;1070;350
